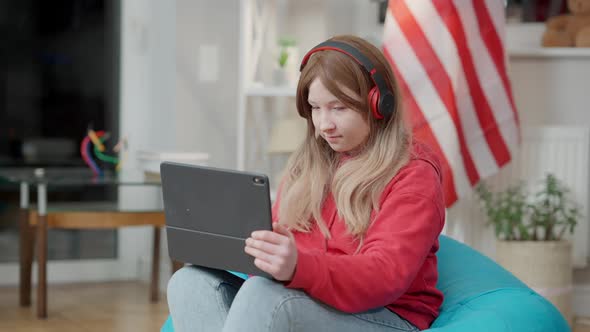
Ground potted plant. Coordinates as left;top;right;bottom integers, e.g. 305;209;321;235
273;37;298;86
476;173;579;326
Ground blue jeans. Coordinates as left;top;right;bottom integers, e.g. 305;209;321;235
167;266;419;332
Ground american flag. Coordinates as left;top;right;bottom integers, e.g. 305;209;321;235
382;0;520;207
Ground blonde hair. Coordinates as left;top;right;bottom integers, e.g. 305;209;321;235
278;35;412;240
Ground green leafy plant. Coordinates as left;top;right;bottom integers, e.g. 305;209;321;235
277;37;296;68
476;174;579;241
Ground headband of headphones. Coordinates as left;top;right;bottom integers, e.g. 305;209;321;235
299;40;395;120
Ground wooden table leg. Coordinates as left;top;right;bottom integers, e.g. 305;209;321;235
18;182;33;307
171;260;184;274
36;214;47;318
150;226;160;302
19;208;33;307
36;182;48;319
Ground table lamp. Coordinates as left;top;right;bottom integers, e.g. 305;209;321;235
267;112;307;154
267;111;307;195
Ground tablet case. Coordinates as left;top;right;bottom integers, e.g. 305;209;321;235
160;161;272;277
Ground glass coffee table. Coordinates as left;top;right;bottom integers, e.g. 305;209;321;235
0;168;180;318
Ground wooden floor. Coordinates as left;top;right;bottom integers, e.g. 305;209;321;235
0;282;169;332
577;319;590;332
0;281;589;332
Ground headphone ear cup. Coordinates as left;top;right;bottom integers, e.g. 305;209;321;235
368;87;383;119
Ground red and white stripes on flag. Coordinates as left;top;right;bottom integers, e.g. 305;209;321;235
382;0;520;207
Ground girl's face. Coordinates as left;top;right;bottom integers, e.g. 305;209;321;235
308;78;370;154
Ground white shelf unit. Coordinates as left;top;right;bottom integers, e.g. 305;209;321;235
509;47;590;59
506;22;590;59
238;0;277;173
236;0;301;192
237;0;384;175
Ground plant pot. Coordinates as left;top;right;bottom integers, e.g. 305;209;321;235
273;68;289;86
495;240;573;326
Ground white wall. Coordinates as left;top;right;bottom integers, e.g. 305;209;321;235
175;0;240;169
118;0;175;284
120;0;176;159
122;0;243;287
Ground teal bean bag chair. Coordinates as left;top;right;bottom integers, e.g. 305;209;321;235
161;235;570;331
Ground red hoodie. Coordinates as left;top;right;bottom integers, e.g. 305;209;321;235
273;143;445;330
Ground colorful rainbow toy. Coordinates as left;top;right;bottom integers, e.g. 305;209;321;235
80;129;127;176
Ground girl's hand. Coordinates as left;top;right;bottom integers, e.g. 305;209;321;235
244;222;297;281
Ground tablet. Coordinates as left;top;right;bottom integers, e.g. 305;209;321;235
160;161;272;277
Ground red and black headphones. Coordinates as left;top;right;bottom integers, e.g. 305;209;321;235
299;40;396;120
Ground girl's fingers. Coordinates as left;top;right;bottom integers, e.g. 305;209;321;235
246;237;280;254
244;244;275;263
253;258;276;276
251;230;286;245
